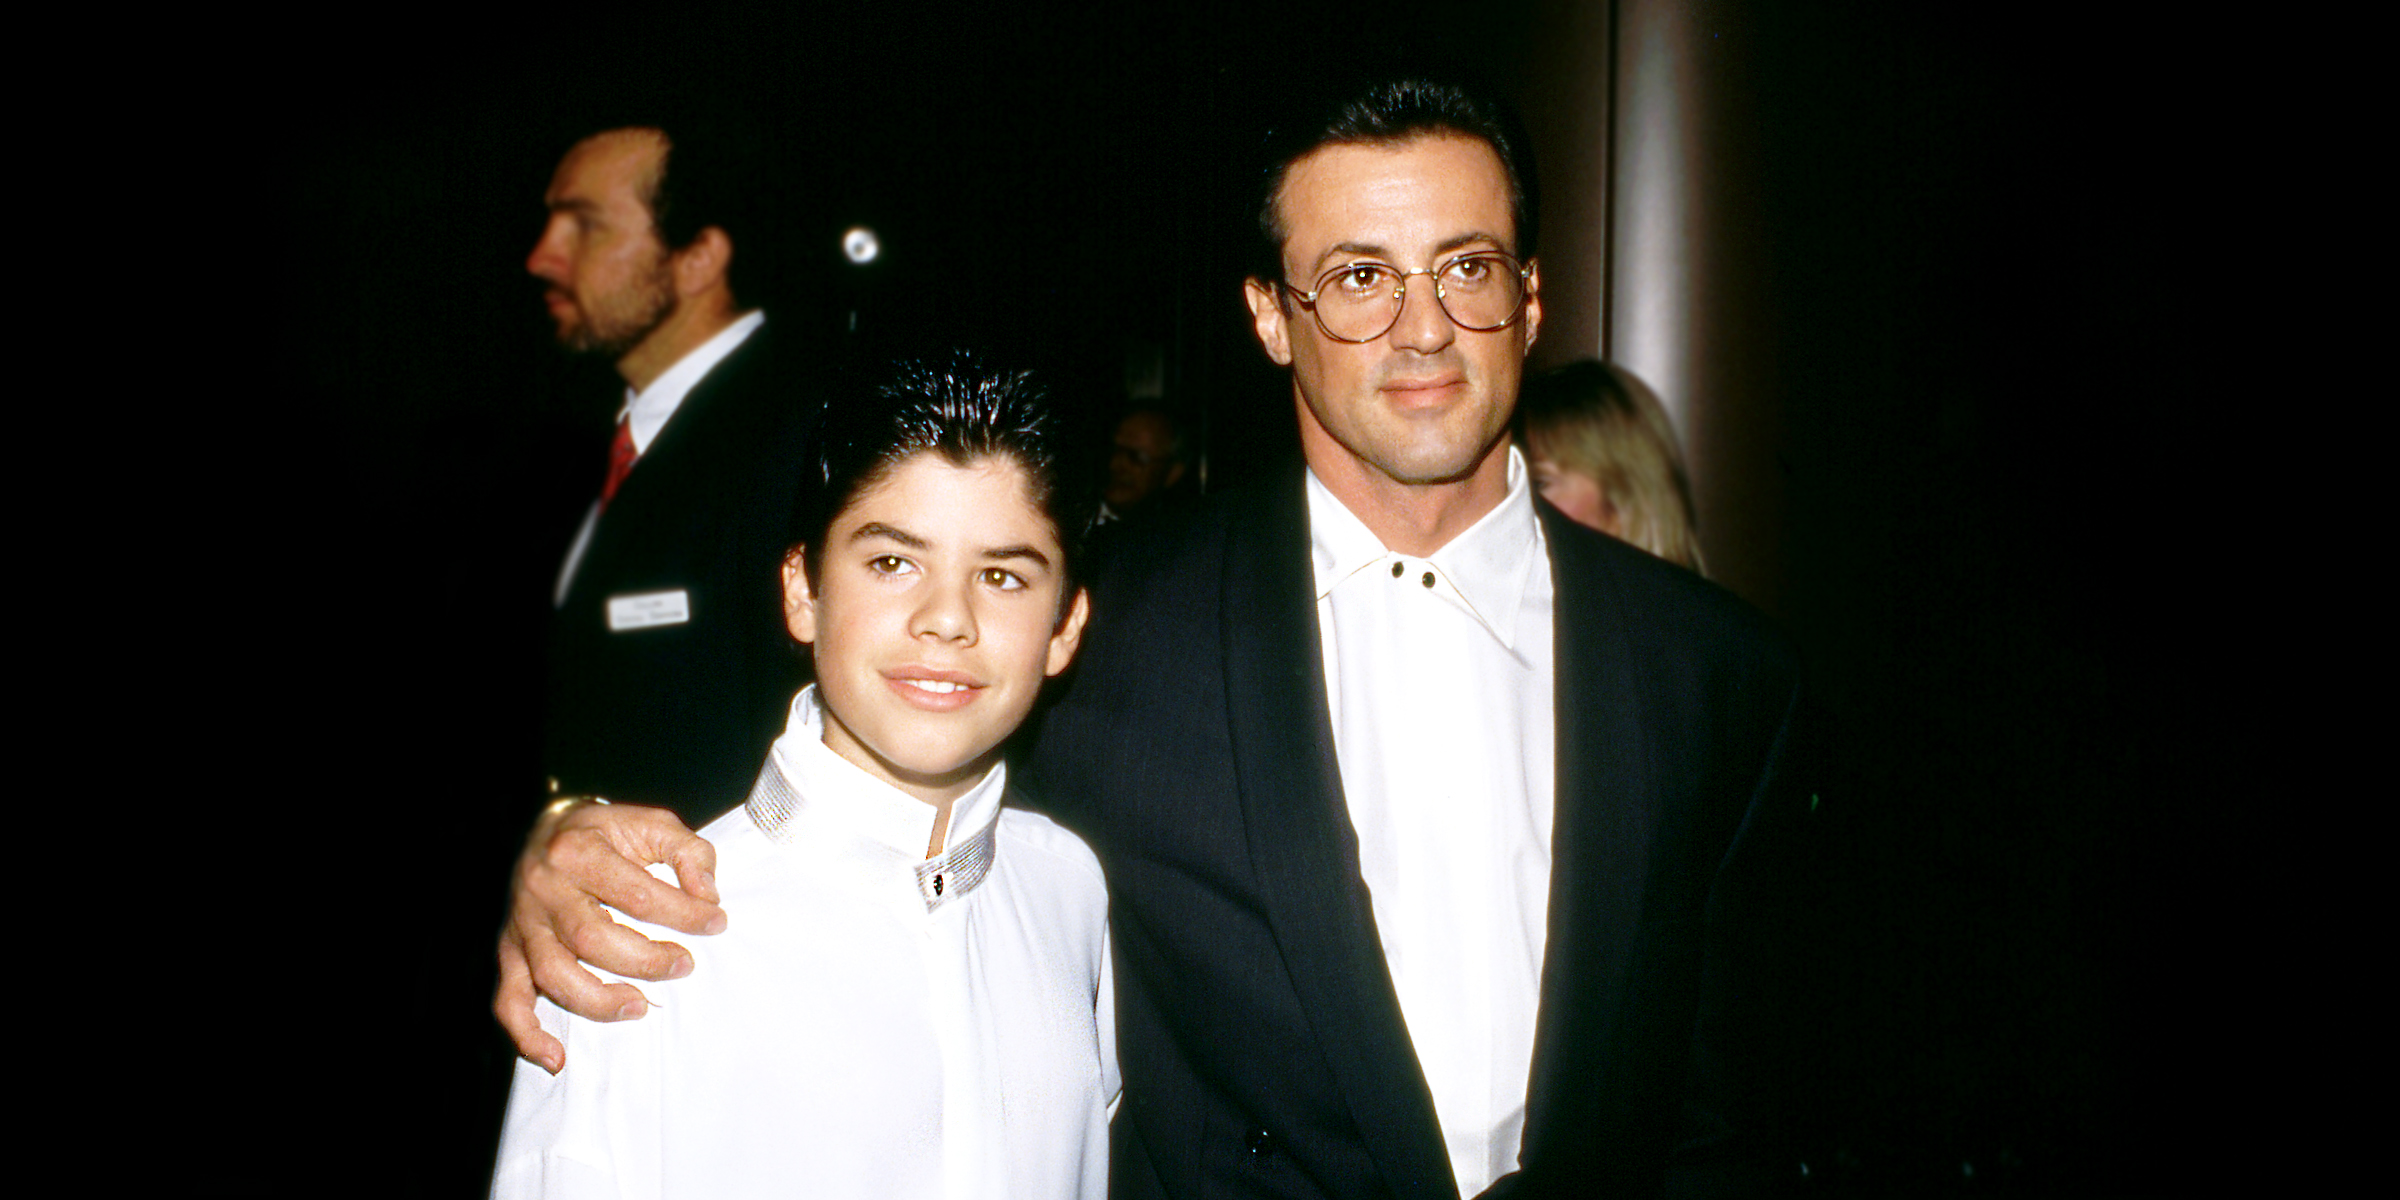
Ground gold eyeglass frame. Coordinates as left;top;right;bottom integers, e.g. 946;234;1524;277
1279;251;1535;343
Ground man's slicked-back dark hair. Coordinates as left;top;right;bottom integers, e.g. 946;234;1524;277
799;351;1099;601
1250;76;1539;284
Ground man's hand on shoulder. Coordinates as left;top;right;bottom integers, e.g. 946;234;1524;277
494;797;727;1073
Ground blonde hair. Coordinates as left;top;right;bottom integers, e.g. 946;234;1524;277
1518;361;1707;574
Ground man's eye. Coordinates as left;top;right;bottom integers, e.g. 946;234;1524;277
1444;256;1502;290
1333;264;1389;295
981;567;1026;591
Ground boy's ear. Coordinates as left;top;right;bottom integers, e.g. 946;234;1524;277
781;547;819;645
1045;587;1091;677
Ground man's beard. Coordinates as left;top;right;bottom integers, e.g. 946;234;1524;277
558;265;675;358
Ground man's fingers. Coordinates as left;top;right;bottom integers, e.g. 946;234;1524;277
555;891;698;983
540;804;727;936
549;830;726;939
525;912;662;1022
579;802;707;871
495;933;564;1073
668;836;721;907
495;797;722;1040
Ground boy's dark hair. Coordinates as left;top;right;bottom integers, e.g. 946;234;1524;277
1250;76;1539;284
798;351;1098;603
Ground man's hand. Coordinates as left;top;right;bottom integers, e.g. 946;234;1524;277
495;798;726;1073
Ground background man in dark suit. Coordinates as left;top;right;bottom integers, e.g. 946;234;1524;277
498;120;820;1035
528;121;815;832
497;79;1805;1196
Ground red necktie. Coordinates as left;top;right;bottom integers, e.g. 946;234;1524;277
600;421;638;510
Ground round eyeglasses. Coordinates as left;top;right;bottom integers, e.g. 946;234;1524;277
1280;251;1533;343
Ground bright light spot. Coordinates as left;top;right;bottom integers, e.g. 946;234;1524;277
843;226;880;264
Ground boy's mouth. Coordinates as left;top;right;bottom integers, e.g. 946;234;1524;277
885;668;985;706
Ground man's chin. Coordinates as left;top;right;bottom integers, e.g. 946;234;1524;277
1383;445;1514;489
555;327;625;358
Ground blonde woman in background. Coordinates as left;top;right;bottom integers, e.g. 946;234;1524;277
1518;360;1708;575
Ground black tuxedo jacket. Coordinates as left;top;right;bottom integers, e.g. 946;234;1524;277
1024;470;1804;1199
545;326;817;828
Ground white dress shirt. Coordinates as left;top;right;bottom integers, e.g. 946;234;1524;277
491;685;1117;1200
1308;447;1556;1198
553;311;767;606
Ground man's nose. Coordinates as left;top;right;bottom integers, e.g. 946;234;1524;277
1385;274;1458;353
526;222;567;281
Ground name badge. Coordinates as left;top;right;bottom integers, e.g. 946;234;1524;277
607;589;691;632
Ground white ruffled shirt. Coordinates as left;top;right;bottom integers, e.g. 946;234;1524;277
491;685;1116;1200
1309;447;1557;1198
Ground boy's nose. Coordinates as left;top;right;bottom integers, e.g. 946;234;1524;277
914;584;977;644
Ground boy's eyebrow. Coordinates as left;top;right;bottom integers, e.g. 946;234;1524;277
848;524;1052;569
982;544;1053;569
849;522;928;550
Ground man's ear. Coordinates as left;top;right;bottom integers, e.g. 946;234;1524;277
781;546;818;645
672;226;734;298
1520;259;1543;355
1045;587;1092;677
1244;278;1294;366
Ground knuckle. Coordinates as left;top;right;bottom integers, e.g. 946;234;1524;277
561;914;648;972
543;831;625;887
557;912;611;960
528;948;595;998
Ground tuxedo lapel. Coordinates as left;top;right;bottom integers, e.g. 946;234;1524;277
1218;475;1456;1199
616;327;755;495
1519;504;1664;1161
568;331;764;607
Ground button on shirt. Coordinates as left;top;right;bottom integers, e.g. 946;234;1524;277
491;685;1117;1200
553;310;767;606
1308;447;1556;1198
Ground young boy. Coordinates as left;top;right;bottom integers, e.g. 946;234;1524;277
491;354;1114;1199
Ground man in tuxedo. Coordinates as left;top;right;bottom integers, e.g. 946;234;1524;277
529;122;815;829
499;80;1803;1197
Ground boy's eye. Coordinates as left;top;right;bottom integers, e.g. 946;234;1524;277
868;555;914;575
980;567;1026;591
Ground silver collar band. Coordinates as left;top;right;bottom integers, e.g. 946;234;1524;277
745;760;1000;913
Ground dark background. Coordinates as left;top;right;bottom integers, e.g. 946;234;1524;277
200;3;2213;1195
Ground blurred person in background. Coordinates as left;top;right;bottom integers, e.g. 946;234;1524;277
528;115;820;832
1518;359;1707;575
1098;405;1194;524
